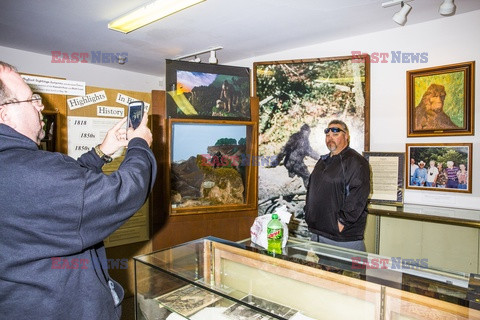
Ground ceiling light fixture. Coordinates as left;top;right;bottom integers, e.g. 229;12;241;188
382;0;413;26
108;0;206;33
175;46;223;63
117;55;127;65
189;56;201;63
382;0;456;26
208;50;218;64
392;2;412;26
439;0;456;16
381;0;413;8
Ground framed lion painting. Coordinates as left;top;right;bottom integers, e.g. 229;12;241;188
407;61;475;137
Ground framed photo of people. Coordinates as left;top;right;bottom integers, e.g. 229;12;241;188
407;61;475;137
406;143;472;193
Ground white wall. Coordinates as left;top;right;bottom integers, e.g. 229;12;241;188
232;10;480;210
0;46;163;92
2;10;479;209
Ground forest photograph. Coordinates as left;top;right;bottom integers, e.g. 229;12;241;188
254;55;369;237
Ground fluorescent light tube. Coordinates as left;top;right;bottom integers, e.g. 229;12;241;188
108;0;206;33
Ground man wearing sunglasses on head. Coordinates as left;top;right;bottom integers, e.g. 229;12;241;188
304;119;370;251
0;61;156;319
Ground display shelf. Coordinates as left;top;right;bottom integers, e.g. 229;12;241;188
368;203;480;228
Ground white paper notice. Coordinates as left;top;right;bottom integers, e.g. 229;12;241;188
21;75;85;96
97;105;125;118
67;116;124;160
67;90;108;110
116;92;150;112
369;156;399;201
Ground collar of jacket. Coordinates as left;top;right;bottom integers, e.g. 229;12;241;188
0;123;39;152
322;146;351;161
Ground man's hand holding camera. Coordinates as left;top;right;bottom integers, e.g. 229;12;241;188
98;112;152;156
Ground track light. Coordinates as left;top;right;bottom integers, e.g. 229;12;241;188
116;55;127;65
382;0;456;26
393;3;412;26
382;1;413;26
439;0;456;16
208;50;218;64
381;0;413;8
189;56;201;63
174;46;223;63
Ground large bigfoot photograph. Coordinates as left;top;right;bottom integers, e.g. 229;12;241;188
254;55;369;238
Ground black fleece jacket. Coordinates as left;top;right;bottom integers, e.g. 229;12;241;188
305;146;370;241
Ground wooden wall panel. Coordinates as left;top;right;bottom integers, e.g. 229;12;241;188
150;90;258;251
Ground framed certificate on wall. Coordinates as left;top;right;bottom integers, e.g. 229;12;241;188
363;152;405;206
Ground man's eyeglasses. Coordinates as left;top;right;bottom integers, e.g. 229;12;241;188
324;127;345;134
0;94;43;108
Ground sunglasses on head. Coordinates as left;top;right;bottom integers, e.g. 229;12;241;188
324;127;345;134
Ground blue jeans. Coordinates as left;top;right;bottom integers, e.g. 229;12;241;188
446;179;458;188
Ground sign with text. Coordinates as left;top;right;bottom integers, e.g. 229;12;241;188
97;106;124;118
116;92;150;112
21;74;85;96
67;90;107;110
67;116;124;160
363;152;405;206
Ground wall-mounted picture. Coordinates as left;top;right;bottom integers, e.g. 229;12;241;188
169;120;255;213
254;55;370;238
166;59;251;120
406;143;472;193
407;61;475;137
363;152;405;206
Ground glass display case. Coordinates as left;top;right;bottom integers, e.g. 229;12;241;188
134;236;480;319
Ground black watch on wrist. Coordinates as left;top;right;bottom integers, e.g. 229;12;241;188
94;145;113;163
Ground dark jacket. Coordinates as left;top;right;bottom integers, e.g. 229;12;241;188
305;146;370;241
0;124;156;319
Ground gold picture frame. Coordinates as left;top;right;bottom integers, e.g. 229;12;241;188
407;61;475;137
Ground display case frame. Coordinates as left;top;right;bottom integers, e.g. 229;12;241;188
166;118;258;216
134;237;480;320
